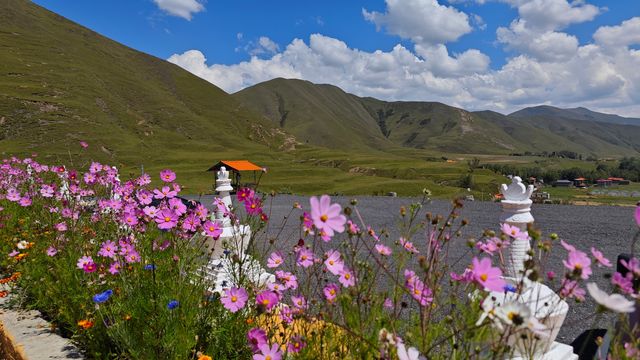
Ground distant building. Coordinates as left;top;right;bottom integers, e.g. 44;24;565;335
596;179;612;188
553;180;572;187
573;177;587;188
608;177;629;185
207;160;265;189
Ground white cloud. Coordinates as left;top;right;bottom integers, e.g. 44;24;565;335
153;0;204;20
507;0;600;31
363;0;472;45
168;15;640;117
594;17;640;48
249;37;280;56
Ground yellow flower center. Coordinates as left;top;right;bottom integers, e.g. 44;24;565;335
575;264;582;270
344;273;351;280
320;214;328;222
265;356;272;360
231;296;237;303
508;312;516;321
164;216;171;222
414;289;420;295
301;255;307;260
251;204;256;209
330;289;335;295
209;226;215;232
262;299;270;305
329;260;334;265
275;259;281;264
480;274;488;282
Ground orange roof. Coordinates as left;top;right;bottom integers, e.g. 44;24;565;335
608;177;624;181
208;160;263;172
574;177;586;181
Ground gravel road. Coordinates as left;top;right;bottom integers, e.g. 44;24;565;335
190;194;639;345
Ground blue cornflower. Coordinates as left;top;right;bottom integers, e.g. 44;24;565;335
93;289;113;303
504;284;517;293
167;300;179;310
144;264;156;271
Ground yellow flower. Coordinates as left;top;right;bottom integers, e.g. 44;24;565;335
198;355;212;360
77;319;94;330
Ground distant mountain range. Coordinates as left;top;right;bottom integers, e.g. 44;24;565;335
1;0;639;171
234;78;640;156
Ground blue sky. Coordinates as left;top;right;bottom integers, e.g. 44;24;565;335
33;0;640;116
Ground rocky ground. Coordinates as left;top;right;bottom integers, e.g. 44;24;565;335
192;194;639;346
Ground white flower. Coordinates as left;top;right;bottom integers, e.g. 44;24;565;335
16;240;28;250
587;282;636;313
493;301;550;337
397;343;424;360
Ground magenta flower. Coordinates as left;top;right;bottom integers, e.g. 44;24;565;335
79;141;89;149
408;278;433;307
560;240;576;252
8;250;19;257
612;272;634;295
98;240;118;259
291;295;307;309
168;197;187;216
275;270;298;289
591;247;612;267
203;220;223;239
267;252;284;268
194;204;209;221
40;184;55;198
324;249;344;275
181;213;200;232
19;197;32;207
310;195;346;239
323;283;340;303
136;173;151;186
256;290;279;311
136;190;153;205
153;186;177;199
470;257;506;292
55;222;67;232
302;211;313;232
346;220;360;235
253;343;282;360
221;287;248;313
560;279;586;301
46;246;57;257
83;263;97;273
108;262;121;275
501;223;529;240
375;244;392;256
621;258;640;277
247;328;268;353
160;169;176;183
287;335;306;354
155;209;178;230
77;256;94;270
143;206;158;217
123;212;138;226
245;197;263;216
237;187;255;202
563;250;592;280
296;248;314;268
338;268;356;288
384;298;393;309
400;237;419;253
125;250;141;263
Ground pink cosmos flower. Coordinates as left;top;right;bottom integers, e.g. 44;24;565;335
400;237;419;253
46;246;57;257
267;252;284;268
296;248;314;268
79;141;88;149
40;184;55;198
55;222;67;232
621;258;640;277
375;244;392;256
136;173;151;186
83;172;96;185
143;206;158;217
221;287;248;313
346;220;360;235
194;204;209;221
253;343;282;360
339;268;356;288
77;256;94;269
405;270;433;306
168;197;187;216
287;335;306;353
275;271;298;290
136;190;153;205
19;197;32;207
123;212;138;226
591;247;612;267
6;189;20;202
108;262;121;275
153;186;177;199
470;257;506;292
98;240;118;259
302;212;314;232
255;290;279;311
237;187;255;202
83;263;97;273
368;226;380;241
203;220;223;239
559;279;586;301
125;250;141;264
560;240;576;252
384;298;393;309
160;169;176;183
291;295;307;309
155;209;178;230
323;283;340;303
310;195;346;239
181;213;200;232
268;282;284;293
612;272;634;295
500;223;529;240
8;250;19;257
324;249;344;275
245;197;263;216
563;250;592;280
247;328;268;353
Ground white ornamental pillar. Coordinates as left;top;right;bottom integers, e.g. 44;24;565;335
500;176;534;279
215;167;233;229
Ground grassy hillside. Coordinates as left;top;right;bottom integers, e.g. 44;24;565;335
510;105;640;126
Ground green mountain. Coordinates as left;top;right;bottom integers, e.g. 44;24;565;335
510;105;640;126
235;78;640;157
0;0;287;169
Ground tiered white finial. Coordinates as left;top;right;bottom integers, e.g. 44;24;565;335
201;167;274;293
497;176;575;359
500;176;534;278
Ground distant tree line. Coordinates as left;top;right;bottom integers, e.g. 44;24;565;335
507;150;593;160
484;157;640;183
